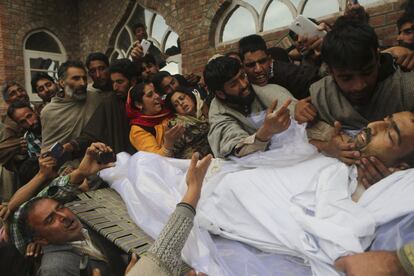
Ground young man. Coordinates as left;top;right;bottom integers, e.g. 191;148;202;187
204;56;295;158
296;17;414;167
238;34;322;100
64;58;137;155
85;52;112;95
397;13;414;50
141;54;159;82
40;61;102;148
31;73;59;112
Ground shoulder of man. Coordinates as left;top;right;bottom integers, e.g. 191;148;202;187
38;248;81;276
252;83;297;112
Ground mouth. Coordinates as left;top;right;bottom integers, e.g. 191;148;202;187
255;74;267;84
354;128;372;149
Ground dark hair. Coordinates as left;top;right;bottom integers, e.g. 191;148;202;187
142;54;157;66
7;100;33;119
203;56;241;95
129;82;149;107
19;197;51;242
1;81;24;101
133;23;146;32
152;71;172;94
321;17;379;70
267;47;290;63
225;51;241;60
238;34;268;61
57;60;86;80
31;72;55;93
397;13;414;32
164;86;197;112
85;52;109;69
108;58;138;81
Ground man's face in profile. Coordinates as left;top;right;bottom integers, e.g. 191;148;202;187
350;112;414;167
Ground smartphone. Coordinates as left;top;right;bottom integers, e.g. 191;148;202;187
140;39;151;56
96;151;116;164
289;15;326;38
47;142;64;159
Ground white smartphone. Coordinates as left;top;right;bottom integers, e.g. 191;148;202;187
140;39;151;56
289;15;326;38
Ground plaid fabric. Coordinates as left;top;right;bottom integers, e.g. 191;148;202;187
24;131;41;158
10;175;81;254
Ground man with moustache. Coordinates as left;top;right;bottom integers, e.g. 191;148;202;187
31;73;59;113
64;59;137;155
85;52;113;97
204;56;296;158
40;61;102;149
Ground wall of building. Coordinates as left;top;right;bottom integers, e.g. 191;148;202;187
0;0;408;111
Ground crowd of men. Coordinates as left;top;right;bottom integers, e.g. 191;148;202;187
1;1;414;275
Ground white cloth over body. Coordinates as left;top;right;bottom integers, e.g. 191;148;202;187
100;119;414;275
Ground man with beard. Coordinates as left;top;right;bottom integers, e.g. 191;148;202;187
397;13;414;51
40;61;102;148
31;73;59;113
205;56;295;158
295;17;414;171
7;101;43;184
64;58;137;155
85;52;112;96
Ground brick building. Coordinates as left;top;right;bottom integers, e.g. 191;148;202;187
0;0;407;110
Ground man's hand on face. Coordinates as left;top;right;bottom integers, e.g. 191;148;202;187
76;143;115;178
335;251;408;276
357;156;396;188
323;121;360;165
257;98;292;141
131;42;144;62
294;96;317;124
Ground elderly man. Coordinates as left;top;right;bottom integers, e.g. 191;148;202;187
40;60;102;149
11;143;126;276
64;58;137;156
204;56;295;158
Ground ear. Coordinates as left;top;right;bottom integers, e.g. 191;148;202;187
215;90;226;100
33;236;49;246
58;79;65;89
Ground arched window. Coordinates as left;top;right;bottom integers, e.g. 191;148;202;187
23;30;66;101
109;3;181;75
217;0;384;46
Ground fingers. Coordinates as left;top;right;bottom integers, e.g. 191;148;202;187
267;99;278;114
333;121;342;136
197;154;213;176
125;253;138;274
276;98;292;116
189;152;200;171
26;242;41;257
334;257;347;272
358;157;391;187
92;268;101;276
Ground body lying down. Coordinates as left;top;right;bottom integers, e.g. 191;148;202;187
100;111;414;276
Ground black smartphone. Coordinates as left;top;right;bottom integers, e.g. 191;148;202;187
47;142;64;159
96;151;116;164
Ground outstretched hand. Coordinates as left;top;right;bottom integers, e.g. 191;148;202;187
183;153;213;208
78;143;115;175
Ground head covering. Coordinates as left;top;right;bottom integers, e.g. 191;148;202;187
125;88;172;127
